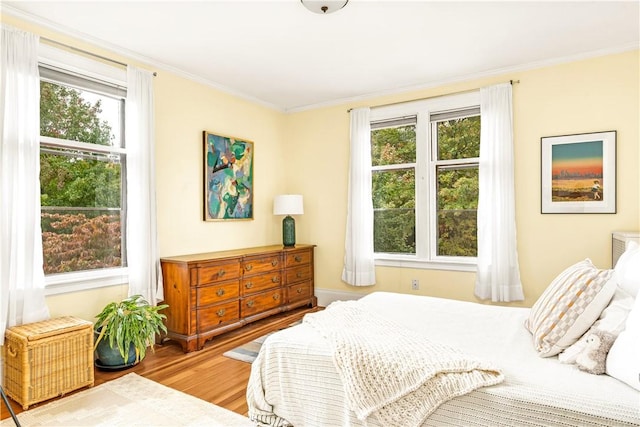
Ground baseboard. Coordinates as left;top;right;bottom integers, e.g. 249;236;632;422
314;288;364;307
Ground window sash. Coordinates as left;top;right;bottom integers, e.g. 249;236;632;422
370;91;480;269
428;111;480;261
41;135;126;155
39;65;126;98
39;61;128;291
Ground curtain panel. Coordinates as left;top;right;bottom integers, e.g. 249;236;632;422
0;25;50;344
125;66;163;304
474;83;524;302
342;107;376;286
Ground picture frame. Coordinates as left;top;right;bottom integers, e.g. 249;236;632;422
203;131;254;221
541;130;616;214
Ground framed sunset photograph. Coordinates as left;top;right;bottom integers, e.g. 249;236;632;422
541;131;616;214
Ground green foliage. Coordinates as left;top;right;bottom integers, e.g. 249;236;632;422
374;208;415;253
371;125;417;253
436;167;478;257
372;167;416;254
40;82;113;145
94;295;168;363
40;152;121;208
436;116;480;160
371;117;480;256
39;81;123;274
371;125;416;166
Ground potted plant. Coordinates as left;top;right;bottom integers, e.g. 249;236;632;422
93;294;168;368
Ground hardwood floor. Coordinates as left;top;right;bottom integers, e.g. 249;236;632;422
1;305;321;421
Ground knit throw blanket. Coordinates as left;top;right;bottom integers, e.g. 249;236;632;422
303;301;504;427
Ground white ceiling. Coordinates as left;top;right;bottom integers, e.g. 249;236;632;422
4;1;639;112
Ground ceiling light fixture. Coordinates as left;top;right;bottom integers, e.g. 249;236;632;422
301;0;348;14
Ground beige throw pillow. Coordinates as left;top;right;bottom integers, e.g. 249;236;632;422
525;259;616;357
558;285;634;364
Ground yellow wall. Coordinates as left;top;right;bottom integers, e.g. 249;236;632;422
154;72;286;256
291;50;640;307
2;15;288;322
3;14;639;321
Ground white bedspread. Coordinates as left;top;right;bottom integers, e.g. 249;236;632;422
247;292;640;427
303;301;503;426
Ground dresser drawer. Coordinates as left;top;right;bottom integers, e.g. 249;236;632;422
243;254;282;275
285;250;311;267
241;273;282;296
197;300;239;330
197;281;239;306
197;260;240;285
241;290;283;317
285;264;311;285
161;244;315;352
287;281;312;304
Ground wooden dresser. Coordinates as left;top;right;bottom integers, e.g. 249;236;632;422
160;244;316;352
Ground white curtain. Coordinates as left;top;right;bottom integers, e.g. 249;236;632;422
342;107;376;286
475;83;524;302
125;65;163;304
0;26;50;345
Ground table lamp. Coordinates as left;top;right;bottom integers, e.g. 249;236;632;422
273;195;304;247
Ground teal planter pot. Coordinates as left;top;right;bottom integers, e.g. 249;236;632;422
94;330;138;370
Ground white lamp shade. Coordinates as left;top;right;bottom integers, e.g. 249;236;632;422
273;195;304;215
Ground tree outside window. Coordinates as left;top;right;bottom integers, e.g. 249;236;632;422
370;97;480;266
40;79;125;275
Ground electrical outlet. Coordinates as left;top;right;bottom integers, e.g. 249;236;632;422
411;279;419;290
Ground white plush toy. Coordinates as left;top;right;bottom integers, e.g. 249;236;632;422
575;330;616;374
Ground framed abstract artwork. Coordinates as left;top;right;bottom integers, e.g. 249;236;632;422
541;130;616;214
203;131;254;221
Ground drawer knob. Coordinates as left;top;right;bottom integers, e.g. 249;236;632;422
271;259;279;267
218;269;226;277
245;264;253;271
271;276;279;283
216;289;225;297
216;308;226;317
245;282;253;289
296;288;302;294
296;271;302;278
294;255;302;262
273;294;280;301
247;300;255;308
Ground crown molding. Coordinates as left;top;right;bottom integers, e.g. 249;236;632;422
1;4;284;113
286;42;639;113
3;4;637;115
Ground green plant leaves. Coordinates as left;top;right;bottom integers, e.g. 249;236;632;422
94;295;168;363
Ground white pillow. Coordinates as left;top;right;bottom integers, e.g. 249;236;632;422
615;241;640;297
525;259;616;357
606;291;640;390
558;285;634;364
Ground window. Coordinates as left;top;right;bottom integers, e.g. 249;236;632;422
370;92;480;271
372;117;417;254
38;46;128;293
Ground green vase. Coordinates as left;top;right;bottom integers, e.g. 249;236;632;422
282;215;296;247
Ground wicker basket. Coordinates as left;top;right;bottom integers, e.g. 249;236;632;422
3;316;95;409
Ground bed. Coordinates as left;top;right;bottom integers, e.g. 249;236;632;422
247;289;640;426
247;243;640;427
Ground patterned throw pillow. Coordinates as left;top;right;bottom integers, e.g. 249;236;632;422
525;259;616;357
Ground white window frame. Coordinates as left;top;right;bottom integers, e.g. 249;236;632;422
38;44;129;295
370;91;480;272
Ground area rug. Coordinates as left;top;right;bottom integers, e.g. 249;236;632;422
223;321;301;364
0;373;253;426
